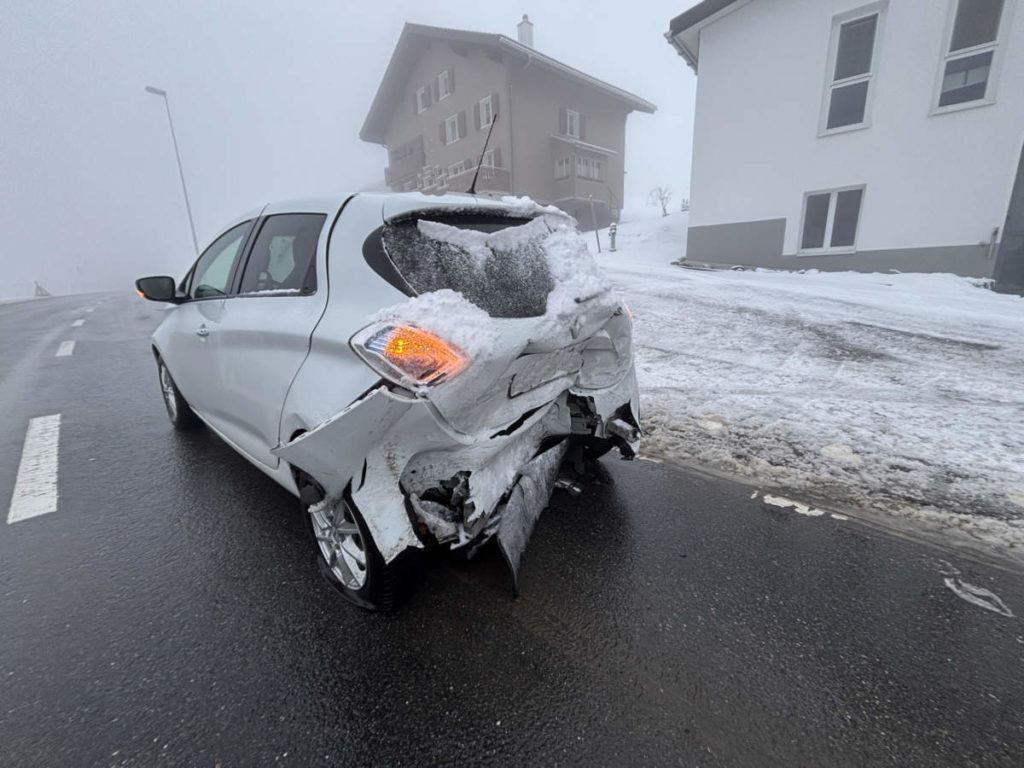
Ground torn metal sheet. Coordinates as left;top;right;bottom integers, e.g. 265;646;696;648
496;439;570;596
272;386;411;498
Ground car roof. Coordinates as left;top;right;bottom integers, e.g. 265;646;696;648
259;191;534;218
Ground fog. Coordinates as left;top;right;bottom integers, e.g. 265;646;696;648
0;1;696;298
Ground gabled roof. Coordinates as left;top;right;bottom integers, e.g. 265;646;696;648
665;0;749;71
360;22;656;145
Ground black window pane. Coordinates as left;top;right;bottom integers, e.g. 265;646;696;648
950;0;1004;51
827;81;869;128
239;213;327;295
831;189;863;248
802;194;831;250
834;15;877;80
939;50;993;106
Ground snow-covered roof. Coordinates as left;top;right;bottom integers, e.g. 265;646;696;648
361;22;656;145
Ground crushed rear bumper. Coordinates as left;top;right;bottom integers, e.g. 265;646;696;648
273;369;640;584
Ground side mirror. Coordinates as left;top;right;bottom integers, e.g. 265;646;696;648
135;275;181;303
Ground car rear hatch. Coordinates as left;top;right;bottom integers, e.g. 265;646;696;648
359;205;632;436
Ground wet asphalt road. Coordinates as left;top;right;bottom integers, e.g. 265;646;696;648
2;293;1024;767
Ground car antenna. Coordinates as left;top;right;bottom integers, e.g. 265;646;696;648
467;111;498;195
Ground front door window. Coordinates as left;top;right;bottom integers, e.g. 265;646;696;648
188;221;251;299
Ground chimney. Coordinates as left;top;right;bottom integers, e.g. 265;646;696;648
517;14;533;47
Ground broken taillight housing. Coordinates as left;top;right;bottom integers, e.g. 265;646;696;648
351;324;469;388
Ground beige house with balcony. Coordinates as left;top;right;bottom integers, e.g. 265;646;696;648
360;17;655;228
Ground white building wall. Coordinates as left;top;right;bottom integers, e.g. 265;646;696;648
689;0;1024;256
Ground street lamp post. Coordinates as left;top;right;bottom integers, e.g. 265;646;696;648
145;85;199;254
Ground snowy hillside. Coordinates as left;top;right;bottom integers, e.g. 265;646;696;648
595;209;1024;559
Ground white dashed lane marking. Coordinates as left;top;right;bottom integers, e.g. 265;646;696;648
55;341;75;357
84;307;95;313
7;415;61;524
71;319;84;327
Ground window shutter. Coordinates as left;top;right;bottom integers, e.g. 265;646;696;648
458;111;467;140
493;147;502;168
474;102;481;131
579;114;586;141
413;93;418;115
440;121;447;145
491;92;500;120
432;79;439;103
559;107;567;135
424;84;432;108
448;68;455;93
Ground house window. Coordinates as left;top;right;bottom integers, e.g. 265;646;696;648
415;87;429;114
479;95;494;128
566;109;580;138
444;114;461;145
482;149;496;168
936;0;1006;108
821;5;885;133
555;158;571;179
437;69;452;100
800;187;865;252
574;156;604;181
448;160;466;177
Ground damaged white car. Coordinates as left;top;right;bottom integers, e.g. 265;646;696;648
136;192;640;610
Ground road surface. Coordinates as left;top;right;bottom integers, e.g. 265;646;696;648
1;293;1022;766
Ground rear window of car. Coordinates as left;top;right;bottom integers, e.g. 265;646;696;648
363;212;555;319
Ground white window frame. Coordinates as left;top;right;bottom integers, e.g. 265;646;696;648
818;2;888;137
437;69;451;101
444;114;460;145
797;185;867;255
554;157;571;179
930;0;1015;115
572;156;604;181
482;149;496;168
415;87;428;114
448;160;465;177
479;95;494;128
566;109;580;139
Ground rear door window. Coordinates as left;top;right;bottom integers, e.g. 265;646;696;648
237;213;327;296
188;221;252;299
367;213;554;318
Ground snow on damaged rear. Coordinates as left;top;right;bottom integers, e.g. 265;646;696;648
350;202;641;553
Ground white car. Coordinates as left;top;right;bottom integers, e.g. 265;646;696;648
137;192;640;610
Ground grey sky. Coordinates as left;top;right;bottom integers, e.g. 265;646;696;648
0;1;696;297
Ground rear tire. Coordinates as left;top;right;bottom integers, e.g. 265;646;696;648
579;436;616;461
297;473;413;612
157;358;199;430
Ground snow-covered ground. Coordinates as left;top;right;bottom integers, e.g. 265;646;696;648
595;208;1024;559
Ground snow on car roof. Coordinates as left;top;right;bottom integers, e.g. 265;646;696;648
258;191;554;219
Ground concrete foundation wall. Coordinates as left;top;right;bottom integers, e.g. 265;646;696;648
687;219;996;277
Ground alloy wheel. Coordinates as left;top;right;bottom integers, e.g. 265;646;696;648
159;364;178;421
310;499;368;590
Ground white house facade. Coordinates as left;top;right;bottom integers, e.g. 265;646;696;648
667;0;1024;289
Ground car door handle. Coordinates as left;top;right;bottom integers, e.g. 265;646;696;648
196;325;210;337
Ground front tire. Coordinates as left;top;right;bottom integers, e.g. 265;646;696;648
157;358;199;430
298;474;411;611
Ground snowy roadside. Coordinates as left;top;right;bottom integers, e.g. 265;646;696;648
595;210;1024;560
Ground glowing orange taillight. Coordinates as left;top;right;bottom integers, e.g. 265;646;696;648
352;324;468;388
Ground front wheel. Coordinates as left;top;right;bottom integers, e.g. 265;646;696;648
157;358;199;430
299;476;412;611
